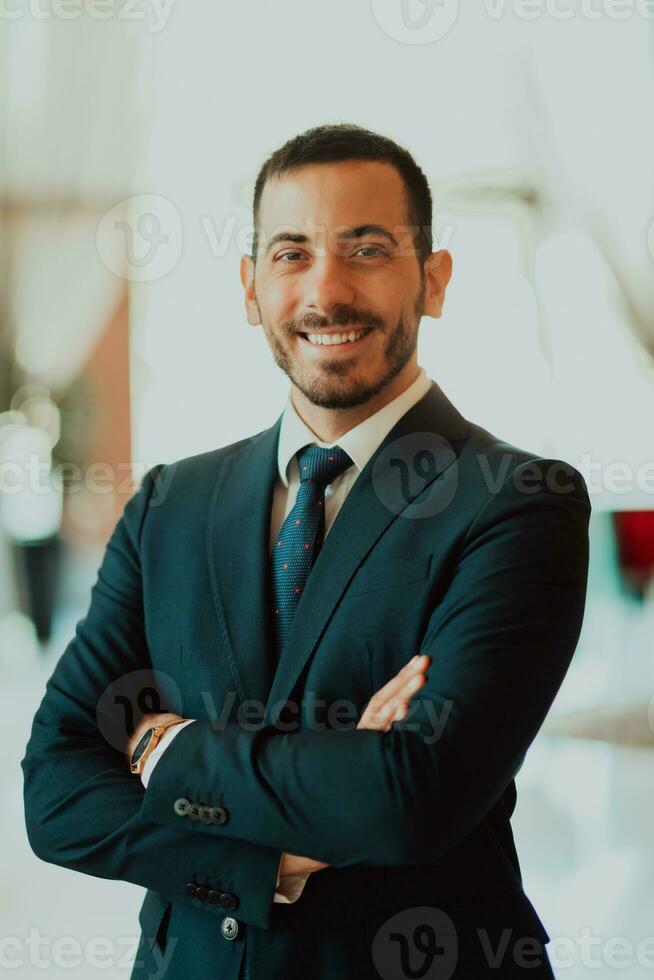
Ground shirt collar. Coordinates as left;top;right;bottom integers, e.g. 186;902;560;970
276;366;432;487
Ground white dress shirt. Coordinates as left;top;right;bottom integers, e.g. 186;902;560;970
141;365;432;903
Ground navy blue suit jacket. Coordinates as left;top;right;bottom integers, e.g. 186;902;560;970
21;379;590;979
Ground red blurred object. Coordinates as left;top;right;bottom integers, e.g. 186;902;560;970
612;511;654;597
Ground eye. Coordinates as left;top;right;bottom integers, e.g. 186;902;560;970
274;245;388;263
275;251;305;263
353;245;388;257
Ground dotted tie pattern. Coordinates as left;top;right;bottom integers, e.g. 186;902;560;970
271;444;354;662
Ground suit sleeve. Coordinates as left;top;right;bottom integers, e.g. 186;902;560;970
143;723;309;903
139;457;591;868
20;465;283;929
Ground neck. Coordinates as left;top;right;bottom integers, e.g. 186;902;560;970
290;362;421;444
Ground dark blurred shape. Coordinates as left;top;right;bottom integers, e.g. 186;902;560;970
13;537;61;645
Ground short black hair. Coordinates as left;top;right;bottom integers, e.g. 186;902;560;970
251;123;433;272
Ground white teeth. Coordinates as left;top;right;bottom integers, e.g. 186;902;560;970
306;329;368;346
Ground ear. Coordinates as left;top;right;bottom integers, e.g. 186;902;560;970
421;249;453;319
240;254;261;325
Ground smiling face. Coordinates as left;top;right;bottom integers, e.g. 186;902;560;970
241;160;451;415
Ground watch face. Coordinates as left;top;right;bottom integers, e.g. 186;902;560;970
130;728;155;766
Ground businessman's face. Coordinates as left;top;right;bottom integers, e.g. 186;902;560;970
241;160;451;410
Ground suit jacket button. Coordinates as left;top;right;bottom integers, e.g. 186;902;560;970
174;798;190;817
199;805;213;824
207;890;221;905
221;917;239;941
185;883;198;897
195;886;209;902
218;892;238;911
188;803;201;820
210;806;228;825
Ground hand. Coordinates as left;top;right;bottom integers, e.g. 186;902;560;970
126;712;186;762
277;654;431;882
278;851;330;878
357;653;430;731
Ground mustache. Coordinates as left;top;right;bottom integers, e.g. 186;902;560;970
290;310;383;333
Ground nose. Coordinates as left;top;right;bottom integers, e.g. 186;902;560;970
302;249;355;315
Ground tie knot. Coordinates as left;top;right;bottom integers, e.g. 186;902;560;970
296;444;354;487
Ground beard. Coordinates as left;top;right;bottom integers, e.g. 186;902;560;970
258;277;425;410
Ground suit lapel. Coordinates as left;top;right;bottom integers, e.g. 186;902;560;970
263;379;469;723
205;415;282;712
206;379;470;725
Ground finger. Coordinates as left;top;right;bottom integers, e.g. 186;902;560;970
392;701;409;723
378;659;429;711
359;671;427;730
368;654;429;710
377;670;426;720
361;660;428;722
358;656;430;729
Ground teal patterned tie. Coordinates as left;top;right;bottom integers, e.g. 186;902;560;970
270;444;354;660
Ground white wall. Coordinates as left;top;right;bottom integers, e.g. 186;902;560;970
131;3;654;511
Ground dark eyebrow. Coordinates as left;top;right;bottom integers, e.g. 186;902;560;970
263;224;399;256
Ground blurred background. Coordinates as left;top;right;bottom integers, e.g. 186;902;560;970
1;2;653;976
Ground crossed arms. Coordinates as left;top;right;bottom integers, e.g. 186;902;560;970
20;457;591;930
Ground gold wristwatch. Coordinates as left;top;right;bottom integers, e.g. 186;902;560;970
129;718;189;775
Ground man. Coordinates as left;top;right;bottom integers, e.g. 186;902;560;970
22;123;590;979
